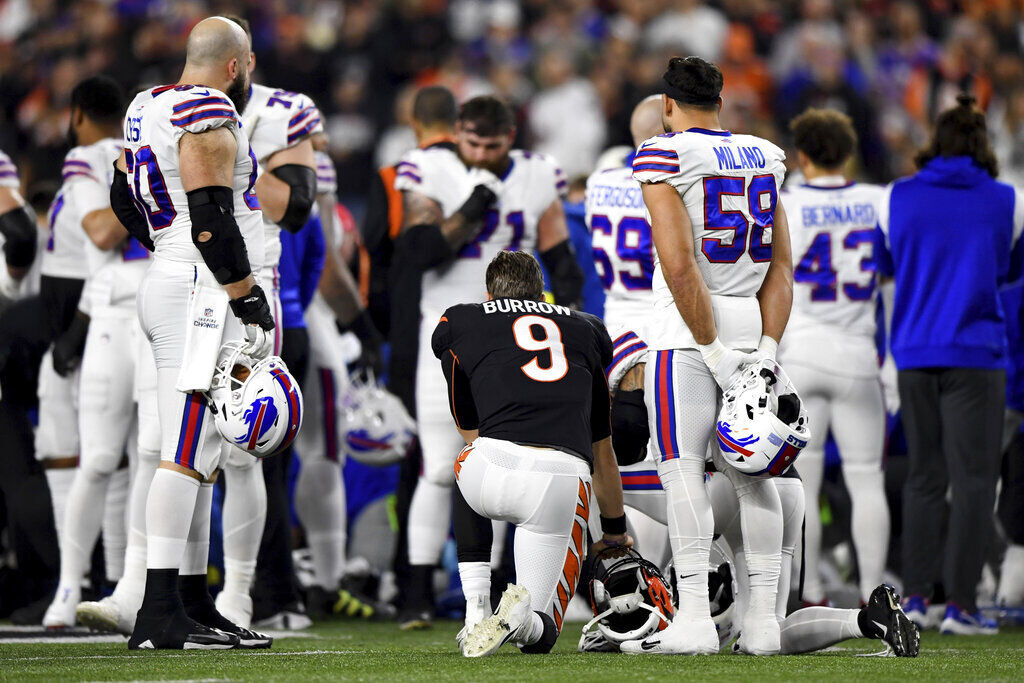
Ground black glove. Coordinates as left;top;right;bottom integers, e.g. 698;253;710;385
52;312;90;377
455;184;497;224
340;309;384;378
229;284;274;330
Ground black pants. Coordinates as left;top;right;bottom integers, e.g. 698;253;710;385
998;423;1024;545
899;367;1005;610
253;325;309;616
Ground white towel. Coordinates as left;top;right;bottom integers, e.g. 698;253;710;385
175;266;229;392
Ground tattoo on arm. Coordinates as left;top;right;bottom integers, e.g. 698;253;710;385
401;191;443;230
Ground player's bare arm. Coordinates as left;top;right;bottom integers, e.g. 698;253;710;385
643;182;717;343
82;208;128;250
400;189;480;249
179;126;256;300
0;185;34;281
537;198;584;307
590;436;633;554
317;187;365;325
254;137;316;229
755;200;794;349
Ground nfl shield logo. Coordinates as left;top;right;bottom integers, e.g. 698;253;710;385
204;307;214;317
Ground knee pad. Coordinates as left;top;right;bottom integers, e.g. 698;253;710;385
80;448;125;477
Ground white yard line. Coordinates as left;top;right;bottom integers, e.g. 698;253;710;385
6;649;362;661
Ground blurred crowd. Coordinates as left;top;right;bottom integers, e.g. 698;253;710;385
2;0;1024;211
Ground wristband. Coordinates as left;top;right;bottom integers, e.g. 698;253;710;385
600;514;627;536
758;335;778;361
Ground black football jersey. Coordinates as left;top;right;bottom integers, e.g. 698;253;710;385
432;298;614;467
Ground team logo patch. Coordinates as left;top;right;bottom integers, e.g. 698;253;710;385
236;396;278;449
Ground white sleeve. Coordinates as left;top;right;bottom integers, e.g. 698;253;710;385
168;89;239;139
631;136;681;185
249;91;324;162
315;152;337;196
0;152;19;188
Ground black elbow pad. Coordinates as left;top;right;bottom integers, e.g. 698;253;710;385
539;239;583;307
611;389;649;466
0;205;36;268
110;168;154;252
394;223;454;270
271;164;317;233
187;186;252;285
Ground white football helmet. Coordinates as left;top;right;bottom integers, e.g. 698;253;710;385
338;377;415;466
716;358;810;478
207;341;303;458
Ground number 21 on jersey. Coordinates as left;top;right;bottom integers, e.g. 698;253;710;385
513;315;568;382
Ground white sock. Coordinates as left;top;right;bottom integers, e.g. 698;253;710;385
775;477;806;621
221;462;266;596
295;459;346;588
517;612;545;646
45;468;75;541
732;476;782;621
181;481;213;576
407;477;452;566
843;464;890;603
114;449;158;605
658;458;713;618
780;606;862;654
103;467;130;581
58;467;110;589
459;561;491;626
796;446;826;604
146;467;199;569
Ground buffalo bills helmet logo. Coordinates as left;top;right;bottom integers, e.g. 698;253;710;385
236;396;278;449
345;429;395;453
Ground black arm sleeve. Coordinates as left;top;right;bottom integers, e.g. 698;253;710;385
110;167;154;252
394;223;455;270
187;186;252;285
441;348;479;430
540;239;584;307
0;205;37;268
271;164;317;233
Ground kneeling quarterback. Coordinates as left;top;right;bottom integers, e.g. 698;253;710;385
432;250;630;657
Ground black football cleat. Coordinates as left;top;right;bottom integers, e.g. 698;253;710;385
858;584;920;657
129;610;239;650
185;598;272;649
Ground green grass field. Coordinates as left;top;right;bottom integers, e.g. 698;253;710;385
1;621;1023;681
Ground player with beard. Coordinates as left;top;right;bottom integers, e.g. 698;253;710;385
395;95;584;628
114;17;272;649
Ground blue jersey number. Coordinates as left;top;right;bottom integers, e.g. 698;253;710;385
701;174;777;264
126;146;176;230
458;210;525;258
591;214;653;290
794;229;876;302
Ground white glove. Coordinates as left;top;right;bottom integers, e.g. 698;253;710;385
879;354;899;414
465;166;502;195
699;337;756;390
242;324;273;360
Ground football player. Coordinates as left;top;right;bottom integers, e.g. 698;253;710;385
623;56;792;655
215;15;322;629
396;95;584;627
777;108;889;608
433;250;629;657
587;95;668;567
114;17;273;649
0;149;36;305
41;76;148;628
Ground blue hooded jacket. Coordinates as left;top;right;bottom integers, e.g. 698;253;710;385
875;156;1024;370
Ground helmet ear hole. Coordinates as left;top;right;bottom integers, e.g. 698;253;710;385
776;393;801;425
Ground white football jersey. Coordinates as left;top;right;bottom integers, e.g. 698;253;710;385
315;151;337;196
70;137;151;310
122;84;264;268
395;146;567;317
585;163;655;335
0;150;18;189
241;84;324;270
784;176;884;337
632;128;786;351
40;143;116;280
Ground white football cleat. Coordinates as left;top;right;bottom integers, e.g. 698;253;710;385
457;595;491;654
43;584;80;629
736;615;781;655
76;595;136;635
215;590;254;630
620;614;719;655
462;584;532;658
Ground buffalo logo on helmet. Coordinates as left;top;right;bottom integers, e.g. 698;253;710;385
235;396;278;450
716;421;759;458
345;429;395;453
